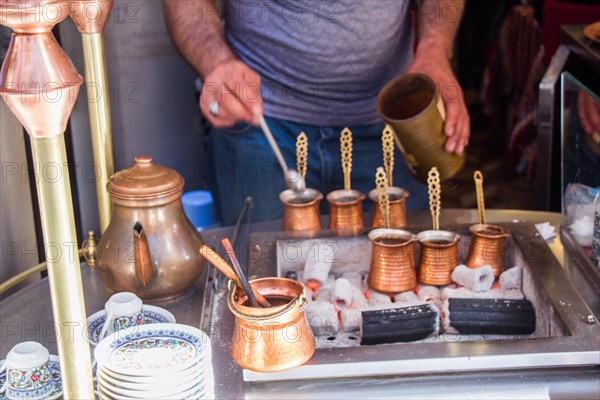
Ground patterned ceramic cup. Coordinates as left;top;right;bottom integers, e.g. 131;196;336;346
1;342;53;399
105;292;144;336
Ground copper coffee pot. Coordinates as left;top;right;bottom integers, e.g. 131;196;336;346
466;171;510;276
369;187;408;229
84;156;205;301
280;189;323;231
370;126;409;229
280;133;324;231
228;277;315;372
417;167;460;285
466;224;510;277
368;169;417;292
368;228;417;292
327;128;366;231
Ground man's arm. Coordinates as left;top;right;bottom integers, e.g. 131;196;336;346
163;0;261;127
163;0;232;78
408;0;469;155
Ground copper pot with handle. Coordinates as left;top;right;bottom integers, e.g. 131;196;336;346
228;277;315;372
84;155;205;301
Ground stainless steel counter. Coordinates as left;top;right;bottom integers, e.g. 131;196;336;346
1;210;599;399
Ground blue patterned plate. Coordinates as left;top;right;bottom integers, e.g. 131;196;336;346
87;305;176;346
94;323;211;377
0;356;62;400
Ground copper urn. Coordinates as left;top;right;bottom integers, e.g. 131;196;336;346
228;277;315;372
85;155;205;301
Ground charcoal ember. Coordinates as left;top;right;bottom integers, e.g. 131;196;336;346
333;278;353;307
447;298;536;335
451;264;494;292
367;289;392;305
360;303;439;345
394;290;418;303
341;271;366;290
305;301;339;335
340;308;362;332
499;266;522;291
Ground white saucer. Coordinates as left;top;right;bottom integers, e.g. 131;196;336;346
87;305;176;346
0;355;62;400
97;368;206;399
94;323;211;377
99;353;211;388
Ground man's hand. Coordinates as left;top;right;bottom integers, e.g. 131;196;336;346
200;60;263;128
164;0;262;127
412;0;469;156
406;54;470;156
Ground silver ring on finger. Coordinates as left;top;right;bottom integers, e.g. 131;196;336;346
208;101;219;117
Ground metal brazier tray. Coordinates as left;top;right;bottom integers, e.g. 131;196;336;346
201;221;599;383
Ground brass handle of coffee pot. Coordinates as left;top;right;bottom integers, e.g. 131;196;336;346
133;222;155;287
473;170;486;225
382;125;395;187
427;167;441;231
375;167;390;229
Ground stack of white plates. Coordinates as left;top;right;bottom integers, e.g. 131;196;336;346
94;323;213;400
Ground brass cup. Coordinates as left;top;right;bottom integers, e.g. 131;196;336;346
228;277;315;373
466;224;511;277
417;230;461;286
369;187;409;229
326;189;366;231
377;73;465;182
368;228;417;293
280;189;323;231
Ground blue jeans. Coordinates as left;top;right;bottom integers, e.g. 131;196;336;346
206;116;428;226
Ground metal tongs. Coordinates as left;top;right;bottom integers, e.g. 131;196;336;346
258;115;306;192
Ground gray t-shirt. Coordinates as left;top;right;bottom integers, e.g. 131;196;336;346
225;0;414;126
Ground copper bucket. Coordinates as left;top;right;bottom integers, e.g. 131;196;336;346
417;230;461;285
228;277;315;372
369;187;409;229
280;189;323;231
466;224;511;277
326;189;366;231
368;228;417;293
377;73;465;182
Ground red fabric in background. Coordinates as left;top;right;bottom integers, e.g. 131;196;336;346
543;0;600;65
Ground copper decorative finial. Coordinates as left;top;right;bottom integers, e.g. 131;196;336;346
0;0;83;138
70;0;114;34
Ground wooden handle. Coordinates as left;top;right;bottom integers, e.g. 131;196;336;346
199;244;271;307
200;245;238;282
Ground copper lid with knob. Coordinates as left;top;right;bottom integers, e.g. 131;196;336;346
107;155;185;206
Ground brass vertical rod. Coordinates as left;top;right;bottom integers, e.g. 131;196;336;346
30;135;94;400
82;32;114;233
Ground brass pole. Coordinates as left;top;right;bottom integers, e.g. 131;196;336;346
0;1;95;397
70;0;116;234
31;136;95;399
82;32;114;233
